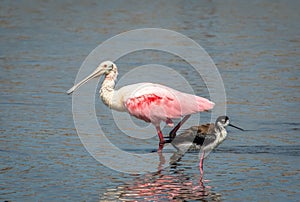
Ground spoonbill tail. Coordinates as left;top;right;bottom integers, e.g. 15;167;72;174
171;116;244;177
67;61;214;147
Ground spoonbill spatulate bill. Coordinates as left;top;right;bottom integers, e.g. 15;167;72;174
67;61;215;147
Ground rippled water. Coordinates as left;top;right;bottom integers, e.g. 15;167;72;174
1;0;299;201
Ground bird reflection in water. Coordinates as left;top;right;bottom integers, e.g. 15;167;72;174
101;151;221;201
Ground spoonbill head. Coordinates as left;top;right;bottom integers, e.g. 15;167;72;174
67;61;117;94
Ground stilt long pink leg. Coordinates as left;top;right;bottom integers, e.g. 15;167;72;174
199;151;205;178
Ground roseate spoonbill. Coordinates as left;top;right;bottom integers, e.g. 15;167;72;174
67;61;215;147
171;116;244;177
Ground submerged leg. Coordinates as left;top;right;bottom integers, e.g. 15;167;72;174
169;115;191;139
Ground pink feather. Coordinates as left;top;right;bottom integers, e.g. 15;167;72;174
124;84;214;127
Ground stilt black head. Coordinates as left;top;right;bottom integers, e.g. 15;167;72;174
216;116;244;131
215;116;230;127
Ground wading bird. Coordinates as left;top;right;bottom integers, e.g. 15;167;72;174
171;116;244;177
67;61;214;149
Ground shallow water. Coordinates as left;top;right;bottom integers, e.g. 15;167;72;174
1;0;299;201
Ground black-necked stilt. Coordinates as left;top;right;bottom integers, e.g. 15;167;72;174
171;116;244;177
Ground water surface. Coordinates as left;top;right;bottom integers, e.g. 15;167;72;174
1;0;299;201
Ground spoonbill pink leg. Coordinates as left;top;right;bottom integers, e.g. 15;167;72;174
156;126;165;145
156;127;167;152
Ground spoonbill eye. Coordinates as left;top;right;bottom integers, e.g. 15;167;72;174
103;64;107;68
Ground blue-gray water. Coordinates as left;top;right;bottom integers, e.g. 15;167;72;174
1;0;299;201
